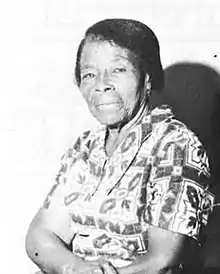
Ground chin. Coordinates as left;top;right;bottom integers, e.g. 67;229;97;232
97;116;124;128
90;108;129;128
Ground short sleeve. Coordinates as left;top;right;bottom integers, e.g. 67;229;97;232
143;123;215;240
42;131;90;244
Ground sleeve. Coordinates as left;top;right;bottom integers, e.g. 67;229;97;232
142;123;215;240
42;131;90;244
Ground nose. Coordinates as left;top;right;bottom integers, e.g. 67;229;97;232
95;70;114;93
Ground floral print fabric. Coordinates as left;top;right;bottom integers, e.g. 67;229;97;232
44;105;215;267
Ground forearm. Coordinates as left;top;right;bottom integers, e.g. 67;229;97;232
26;227;81;274
116;254;170;274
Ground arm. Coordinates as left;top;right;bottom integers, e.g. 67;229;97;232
114;123;214;274
98;225;199;274
26;134;102;274
116;226;193;274
25;208;102;274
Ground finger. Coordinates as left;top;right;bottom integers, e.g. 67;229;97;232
92;268;103;274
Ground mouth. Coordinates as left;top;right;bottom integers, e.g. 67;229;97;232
97;102;120;106
96;102;122;110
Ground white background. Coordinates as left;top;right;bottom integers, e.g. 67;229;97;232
2;0;220;273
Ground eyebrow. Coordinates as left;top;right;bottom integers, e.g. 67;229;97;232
113;55;131;63
80;54;132;71
80;64;96;70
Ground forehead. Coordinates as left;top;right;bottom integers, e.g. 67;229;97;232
80;41;135;67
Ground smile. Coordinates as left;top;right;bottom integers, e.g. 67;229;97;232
96;102;122;110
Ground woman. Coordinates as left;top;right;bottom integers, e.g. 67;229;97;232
26;19;215;274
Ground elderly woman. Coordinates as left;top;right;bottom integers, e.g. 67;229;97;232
26;19;215;274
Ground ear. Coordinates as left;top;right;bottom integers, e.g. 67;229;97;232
144;73;151;92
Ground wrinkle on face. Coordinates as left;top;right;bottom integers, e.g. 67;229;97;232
79;41;144;128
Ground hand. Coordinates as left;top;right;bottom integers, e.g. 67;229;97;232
98;260;118;274
61;259;103;274
90;257;118;274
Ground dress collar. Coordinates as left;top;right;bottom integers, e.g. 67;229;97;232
87;105;174;196
94;104;174;155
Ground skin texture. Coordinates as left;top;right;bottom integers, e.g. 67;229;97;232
79;41;145;128
26;40;198;274
26;208;192;274
26;209;103;274
79;41;150;156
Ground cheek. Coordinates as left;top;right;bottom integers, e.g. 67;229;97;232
119;79;140;103
80;85;93;104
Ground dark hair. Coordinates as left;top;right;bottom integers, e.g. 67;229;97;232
75;18;164;90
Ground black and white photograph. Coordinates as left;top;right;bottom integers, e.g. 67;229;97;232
4;1;220;273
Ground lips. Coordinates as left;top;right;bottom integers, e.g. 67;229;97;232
97;102;120;106
91;94;123;110
96;102;122;110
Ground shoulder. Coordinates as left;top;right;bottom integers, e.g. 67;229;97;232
147;105;210;178
66;124;104;157
149;105;205;152
56;124;104;180
143;108;215;240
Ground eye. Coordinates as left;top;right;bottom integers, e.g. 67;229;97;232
81;72;96;80
113;67;127;73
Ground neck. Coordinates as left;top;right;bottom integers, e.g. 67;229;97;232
108;100;148;137
105;101;148;156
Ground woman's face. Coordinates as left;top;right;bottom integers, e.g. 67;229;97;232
79;41;144;127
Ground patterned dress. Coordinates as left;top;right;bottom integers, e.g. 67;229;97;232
44;105;215;268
